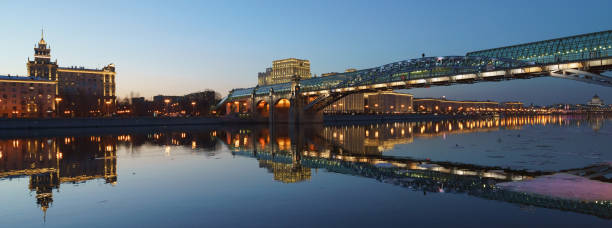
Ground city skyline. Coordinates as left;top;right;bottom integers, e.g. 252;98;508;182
1;0;612;104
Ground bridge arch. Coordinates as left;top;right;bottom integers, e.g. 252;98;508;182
275;98;291;109
256;100;270;117
274;98;291;120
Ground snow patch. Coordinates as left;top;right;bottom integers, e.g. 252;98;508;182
497;173;612;201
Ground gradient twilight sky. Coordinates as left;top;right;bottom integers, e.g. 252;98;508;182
1;0;611;105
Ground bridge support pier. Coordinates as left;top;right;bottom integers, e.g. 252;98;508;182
289;78;323;125
268;89;276;125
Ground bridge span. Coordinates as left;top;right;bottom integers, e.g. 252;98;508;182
218;30;612;123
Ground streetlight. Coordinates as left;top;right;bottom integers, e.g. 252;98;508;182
191;101;197;116
54;97;62;118
164;99;171;116
105;100;112;117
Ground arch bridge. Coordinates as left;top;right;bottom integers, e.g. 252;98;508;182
218;30;612;123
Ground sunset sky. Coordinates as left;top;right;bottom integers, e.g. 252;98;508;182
1;0;611;104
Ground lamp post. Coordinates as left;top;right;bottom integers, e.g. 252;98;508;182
105;100;112;117
54;97;62;118
191;101;197;116
164;99;171;116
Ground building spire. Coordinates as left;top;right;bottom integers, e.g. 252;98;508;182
38;28;47;45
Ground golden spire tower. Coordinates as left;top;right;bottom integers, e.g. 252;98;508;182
27;29;58;80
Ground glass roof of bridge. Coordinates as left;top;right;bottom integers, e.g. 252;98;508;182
467;30;612;64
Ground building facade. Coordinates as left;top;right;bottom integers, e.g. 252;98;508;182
24;33;116;117
324;91;414;114
413;98;501;113
0;76;57;118
257;68;272;86
56;65;116;116
366;92;414;114
258;58;311;86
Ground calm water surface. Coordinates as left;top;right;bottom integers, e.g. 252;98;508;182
1;115;611;227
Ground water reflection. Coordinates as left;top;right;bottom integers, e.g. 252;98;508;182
221;115;612;218
0;137;117;216
0;115;610;220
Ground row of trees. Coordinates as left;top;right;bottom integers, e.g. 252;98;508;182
116;89;221;117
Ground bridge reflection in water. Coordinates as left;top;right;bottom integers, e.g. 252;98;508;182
221;115;612;218
0;115;610;219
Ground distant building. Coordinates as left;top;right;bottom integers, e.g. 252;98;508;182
130;97;148;116
324;91;413;114
587;94;605;107
321;72;339;77
0;75;57;118
413;98;500;113
258;58;311;86
153;95;182;104
321;69;356;78
367;92;414;113
257;68;272;86
152;95;182;116
501;102;524;110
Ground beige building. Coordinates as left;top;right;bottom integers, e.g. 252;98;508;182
258;58;311;86
0;75;57;118
324;91;414;114
24;32;116;117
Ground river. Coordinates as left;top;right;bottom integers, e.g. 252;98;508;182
1;115;611;227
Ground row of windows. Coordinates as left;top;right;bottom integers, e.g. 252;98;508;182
0;82;55;87
2;94;54;99
0;87;54;93
1;105;53;111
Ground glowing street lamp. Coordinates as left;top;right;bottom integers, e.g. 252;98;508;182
105;100;112;117
164;99;171;116
191;101;197;116
54;97;63;117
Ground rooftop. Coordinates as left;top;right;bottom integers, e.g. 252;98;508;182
58;66;106;72
0;75;56;82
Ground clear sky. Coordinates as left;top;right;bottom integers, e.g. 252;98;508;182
1;0;611;105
